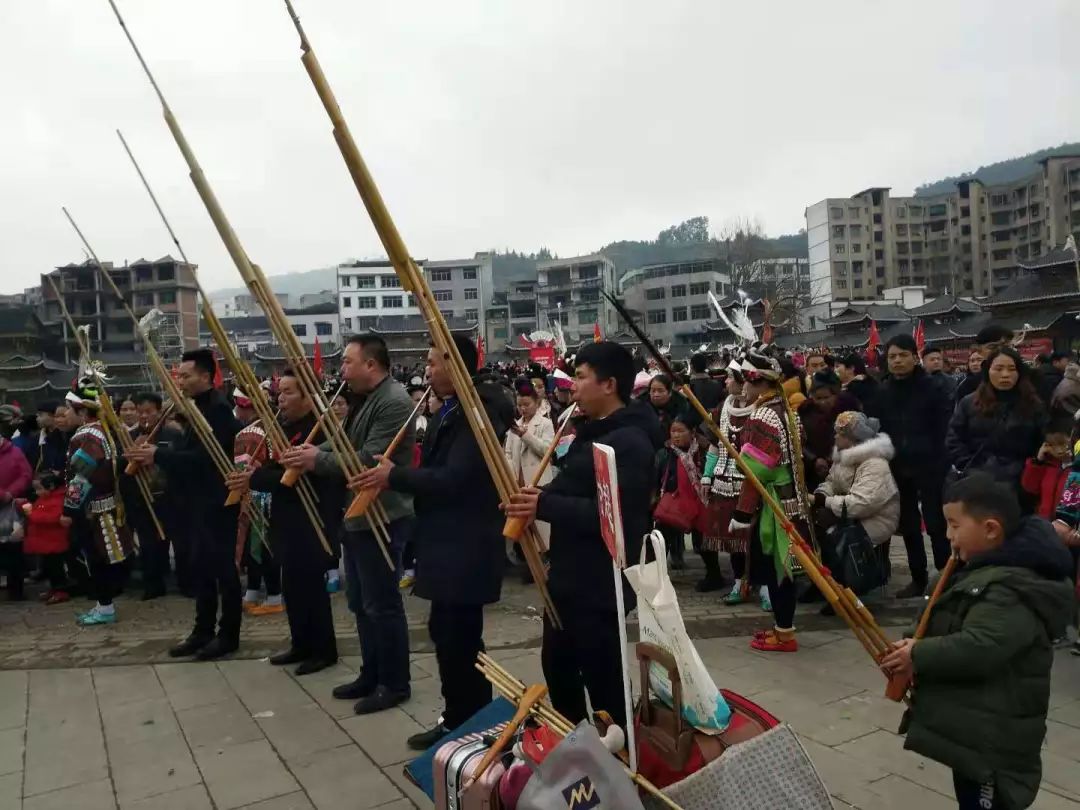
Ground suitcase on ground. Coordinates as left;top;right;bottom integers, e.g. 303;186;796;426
635;642;779;789
433;722;509;809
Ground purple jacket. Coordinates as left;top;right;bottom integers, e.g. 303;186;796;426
0;439;32;502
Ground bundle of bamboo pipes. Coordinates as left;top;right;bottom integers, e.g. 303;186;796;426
476;654;683;810
97;389;165;542
115;130;330;556
280;0;555;618
104;12;395;567
124;401;175;476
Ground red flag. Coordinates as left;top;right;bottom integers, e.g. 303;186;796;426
518;333;532;348
212;353;223;389
761;298;774;344
593;322;602;343
866;320;881;367
913;320;926;355
476;336;485;369
313;335;324;379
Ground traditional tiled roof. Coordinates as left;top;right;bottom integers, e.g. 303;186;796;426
823;303;909;327
1017;246;1080;272
253;347;344;362
905;295;981;317
980;270;1080;307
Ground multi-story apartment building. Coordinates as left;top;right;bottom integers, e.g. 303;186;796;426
535;254;617;342
506;280;539;343
620;259;731;349
337;253;494;338
806;154;1080;301
40;256;200;366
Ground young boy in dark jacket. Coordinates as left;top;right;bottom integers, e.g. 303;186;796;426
882;473;1073;809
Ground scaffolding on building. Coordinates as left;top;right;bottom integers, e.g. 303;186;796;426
138;308;184;390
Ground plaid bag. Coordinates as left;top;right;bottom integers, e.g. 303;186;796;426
643;725;833;810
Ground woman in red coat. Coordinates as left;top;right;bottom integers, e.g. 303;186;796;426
21;472;71;604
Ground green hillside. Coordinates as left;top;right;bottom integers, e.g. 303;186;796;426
915;142;1080;197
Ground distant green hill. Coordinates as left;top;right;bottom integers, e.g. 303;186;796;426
915;142;1080;197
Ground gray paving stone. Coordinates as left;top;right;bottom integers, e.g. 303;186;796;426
238;792;315;809
747;688;878;747
120;783;213;810
339;706;426;767
864;774;955;809
0;771;21;809
101;697;181;748
155;663;235;712
0;726;24;777
92;666;165;709
23;778;116;810
109;734;202;804
23;716;107;797
1033;789;1080;808
835;728;954;798
0;671;27;730
219;661;312;713
194;739;299;810
253;702;350;761
176;698;264;751
385;760;432;808
287;744;401;809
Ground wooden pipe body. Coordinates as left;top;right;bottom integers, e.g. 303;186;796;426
464;683;548;790
501;404;577;540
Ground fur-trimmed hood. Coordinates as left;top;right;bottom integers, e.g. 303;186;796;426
1064;363;1080;383
831;433;895;467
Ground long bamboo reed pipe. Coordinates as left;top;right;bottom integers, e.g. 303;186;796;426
124;401;174;475
279;1;556;618
502;403;578;540
280;380;348;488
885;553;959;702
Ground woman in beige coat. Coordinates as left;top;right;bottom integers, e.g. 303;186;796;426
504;381;556;551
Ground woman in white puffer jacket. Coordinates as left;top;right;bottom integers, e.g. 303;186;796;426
814;411;900;546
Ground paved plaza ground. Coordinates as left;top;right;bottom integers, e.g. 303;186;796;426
2;548;1079;809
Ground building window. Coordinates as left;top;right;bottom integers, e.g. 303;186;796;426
853;279;863;289
341;275;352;287
357;276;375;289
647;309;667;324
852;243;861;253
356;316;377;329
407;294;417;308
356;296;376;309
382;295;403;308
430;269;452;282
832;261;848;275
847;207;860;219
292;323;308;337
316;322;333;336
896;207;906;218
645;288;665;300
715;281;726;294
136;292;154;307
440;310;454;321
830;206;843;219
463;268;477;280
909;206;923;216
832;225;844;238
689;282;710;296
850;224;862;237
671;307;688;322
433;290;453;302
494;327;508;339
690;304;710;320
874;249;884;260
578;308;598;324
343;297;352;308
835;279;847;289
158;265;175;281
465;309;478;321
380;275;402;288
834;243;846;254
874;231;884;243
670;284;687;298
344;317;353;331
159;291;176;305
464;288;478;301
578;265;599;280
580;289;600;303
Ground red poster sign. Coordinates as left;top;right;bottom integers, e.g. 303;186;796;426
530;345;556;370
592;443;626;569
1016;337;1054;362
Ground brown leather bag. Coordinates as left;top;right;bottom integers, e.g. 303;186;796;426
634;643;778;787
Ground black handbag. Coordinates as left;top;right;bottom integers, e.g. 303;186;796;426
824;506;886;595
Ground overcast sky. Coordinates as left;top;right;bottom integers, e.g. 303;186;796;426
2;0;1078;294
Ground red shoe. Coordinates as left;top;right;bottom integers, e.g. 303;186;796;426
750;630;798;653
45;590;70;606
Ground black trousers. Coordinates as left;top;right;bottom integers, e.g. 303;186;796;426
42;555;68;591
542;599;628;729
0;542;24;599
87;553;124;606
749;526;797;628
191;509;241;643
245;546;281;596
132;513;168;592
895;471;950;578
162;502;193;593
429;602;489;730
283;530;337;662
953;771;1003;809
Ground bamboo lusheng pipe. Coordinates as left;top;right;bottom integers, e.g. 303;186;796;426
105;11;391;568
115;130;331;554
124;401;174;475
502;403;579;540
463;683;549;791
885;553;959;702
604;292;893;666
224;413;276;507
343;384;431;519
476;654;684;810
280;380;347;488
279;0;556;620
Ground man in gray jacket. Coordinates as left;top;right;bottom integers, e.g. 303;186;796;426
283;334;416;714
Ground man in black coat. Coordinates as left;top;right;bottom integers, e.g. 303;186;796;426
355;335;510;749
506;341;661;729
1035;351;1070;407
688;352;723;412
235;369;343;676
126;349;241;660
874;335;954;597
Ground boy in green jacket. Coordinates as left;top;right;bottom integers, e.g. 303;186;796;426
882;472;1074;809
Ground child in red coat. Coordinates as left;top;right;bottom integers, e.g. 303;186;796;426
1021;423;1074;520
21;472;71;605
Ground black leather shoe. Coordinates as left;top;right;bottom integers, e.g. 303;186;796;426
896;577;928;599
269;648;306;666
195;637;239;661
407;722;450;750
353;685;410;715
332;675;375;701
295;657;338;677
169;634;213;658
